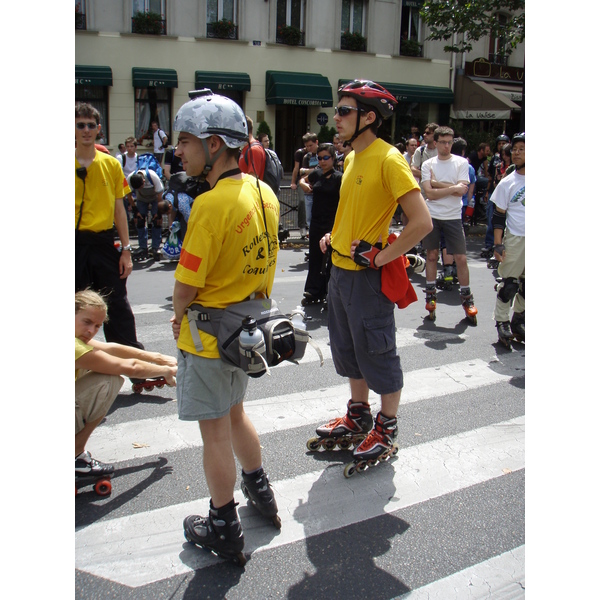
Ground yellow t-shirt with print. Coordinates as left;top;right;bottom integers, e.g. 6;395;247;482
331;138;420;270
75;151;125;232
75;337;93;381
175;175;280;358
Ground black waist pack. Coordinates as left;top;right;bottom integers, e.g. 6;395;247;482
186;298;322;378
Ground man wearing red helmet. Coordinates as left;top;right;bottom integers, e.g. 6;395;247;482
316;80;432;470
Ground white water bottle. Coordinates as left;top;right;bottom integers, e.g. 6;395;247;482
239;316;266;374
290;306;306;331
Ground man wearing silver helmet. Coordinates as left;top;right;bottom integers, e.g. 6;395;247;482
170;91;280;565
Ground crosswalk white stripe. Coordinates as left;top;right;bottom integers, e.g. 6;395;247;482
399;545;525;599
87;358;512;463
116;325;469;391
76;416;524;588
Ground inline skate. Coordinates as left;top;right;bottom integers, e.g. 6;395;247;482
510;311;525;343
496;321;514;349
436;263;456;291
183;501;246;566
75;451;113;496
343;412;399;478
240;468;281;528
460;288;478;325
131;247;149;262
307;400;373;452
424;284;437;321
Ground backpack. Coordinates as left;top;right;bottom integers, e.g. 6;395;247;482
186;298;323;378
136;153;163;179
244;142;283;195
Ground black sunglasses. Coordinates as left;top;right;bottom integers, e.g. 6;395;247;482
76;122;98;130
317;155;332;161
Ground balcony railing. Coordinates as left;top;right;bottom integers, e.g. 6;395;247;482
489;53;509;66
341;32;367;52
206;21;239;40
400;39;423;57
131;13;167;35
75;10;86;30
276;26;305;46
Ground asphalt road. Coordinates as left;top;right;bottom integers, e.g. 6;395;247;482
75;227;526;599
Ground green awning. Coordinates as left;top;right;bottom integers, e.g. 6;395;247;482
338;79;453;104
266;71;333;107
195;71;251;92
75;65;113;86
132;67;178;88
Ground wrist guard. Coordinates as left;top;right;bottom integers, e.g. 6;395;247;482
353;240;382;269
494;244;505;255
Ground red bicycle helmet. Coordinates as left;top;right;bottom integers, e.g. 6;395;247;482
337;80;397;120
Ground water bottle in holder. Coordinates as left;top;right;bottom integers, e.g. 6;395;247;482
239;315;268;377
290;306;309;361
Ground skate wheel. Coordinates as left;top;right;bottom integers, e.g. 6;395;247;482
132;385;142;394
427;312;436;322
94;479;112;496
271;515;282;529
337;438;352;451
306;438;321;452
343;463;357;478
323;439;337;451
469;315;478;326
356;461;368;473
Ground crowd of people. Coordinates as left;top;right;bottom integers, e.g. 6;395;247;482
75;81;524;563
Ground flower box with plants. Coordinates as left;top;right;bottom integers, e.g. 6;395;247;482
276;25;304;46
341;31;367;52
207;19;237;39
132;11;165;35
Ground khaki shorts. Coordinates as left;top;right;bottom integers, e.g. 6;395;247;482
177;351;248;421
75;371;123;434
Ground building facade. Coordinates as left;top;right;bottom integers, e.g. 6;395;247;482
75;0;524;170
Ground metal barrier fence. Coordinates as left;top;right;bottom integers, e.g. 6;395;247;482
277;186;300;232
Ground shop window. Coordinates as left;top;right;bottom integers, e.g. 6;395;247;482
134;87;171;147
75;85;109;145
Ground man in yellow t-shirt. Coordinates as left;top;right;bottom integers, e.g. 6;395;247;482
75;102;142;350
317;80;433;467
170;91;280;563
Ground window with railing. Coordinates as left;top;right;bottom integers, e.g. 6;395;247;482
75;0;86;30
341;0;367;51
400;0;423;57
488;13;509;65
276;0;306;46
207;0;238;39
132;0;166;35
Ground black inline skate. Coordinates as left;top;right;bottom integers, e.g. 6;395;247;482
436;263;456;291
131;247;149;262
343;412;399;478
301;292;327;307
183;501;246;566
240;468;281;528
75;451;114;496
307;400;373;452
496;321;514;349
511;311;525;343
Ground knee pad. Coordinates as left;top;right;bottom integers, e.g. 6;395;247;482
497;277;519;303
134;213;145;228
151;213;162;228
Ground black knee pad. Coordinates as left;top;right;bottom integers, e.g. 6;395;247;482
497;277;519;303
151;213;162;228
134;213;145;228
